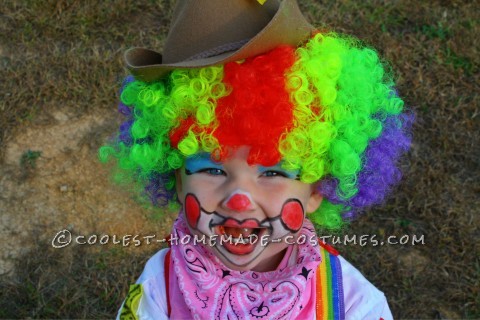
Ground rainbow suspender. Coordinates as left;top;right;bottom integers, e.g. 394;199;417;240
316;244;345;320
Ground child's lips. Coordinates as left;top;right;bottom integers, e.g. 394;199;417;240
213;219;269;255
217;225;264;238
221;218;261;229
215;218;265;241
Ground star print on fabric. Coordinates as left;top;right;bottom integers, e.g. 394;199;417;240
298;266;311;280
221;269;231;278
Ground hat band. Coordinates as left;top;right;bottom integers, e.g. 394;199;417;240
185;39;250;61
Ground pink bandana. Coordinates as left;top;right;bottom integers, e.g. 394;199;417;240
169;215;322;319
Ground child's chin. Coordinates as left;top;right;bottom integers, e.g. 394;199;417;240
211;242;288;272
212;251;260;271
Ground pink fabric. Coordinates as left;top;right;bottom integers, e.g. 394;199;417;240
169;215;322;319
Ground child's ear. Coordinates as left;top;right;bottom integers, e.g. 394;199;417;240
175;170;184;204
306;187;323;213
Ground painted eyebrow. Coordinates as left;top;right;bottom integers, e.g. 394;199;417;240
185;154;223;174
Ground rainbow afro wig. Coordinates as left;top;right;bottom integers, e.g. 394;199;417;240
100;32;413;230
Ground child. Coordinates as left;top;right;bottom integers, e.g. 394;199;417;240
101;0;412;318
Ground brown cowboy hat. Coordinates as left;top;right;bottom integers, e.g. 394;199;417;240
125;0;314;82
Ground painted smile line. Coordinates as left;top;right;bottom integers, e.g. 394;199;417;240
184;193;305;257
185;194;305;234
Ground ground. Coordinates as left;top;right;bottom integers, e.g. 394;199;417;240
0;0;478;318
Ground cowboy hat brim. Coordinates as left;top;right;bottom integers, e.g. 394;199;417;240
125;0;315;82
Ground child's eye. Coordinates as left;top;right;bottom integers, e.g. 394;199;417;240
199;168;226;176
261;170;288;178
258;164;300;180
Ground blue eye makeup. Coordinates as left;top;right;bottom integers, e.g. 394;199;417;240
185;153;224;176
184;154;300;179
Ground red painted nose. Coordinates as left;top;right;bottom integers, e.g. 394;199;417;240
224;193;252;212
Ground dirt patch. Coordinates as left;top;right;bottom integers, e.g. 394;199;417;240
0;108;174;275
396;249;429;277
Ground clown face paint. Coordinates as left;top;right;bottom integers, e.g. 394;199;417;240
176;147;322;272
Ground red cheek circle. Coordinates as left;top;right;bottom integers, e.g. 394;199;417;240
185;194;201;229
280;200;304;232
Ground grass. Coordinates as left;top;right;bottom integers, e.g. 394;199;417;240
0;243;155;318
1;0;479;318
19;149;42;179
20;150;41;168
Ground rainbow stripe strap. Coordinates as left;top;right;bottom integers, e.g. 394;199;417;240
316;245;345;319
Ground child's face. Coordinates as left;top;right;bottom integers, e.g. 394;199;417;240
176;146;322;272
